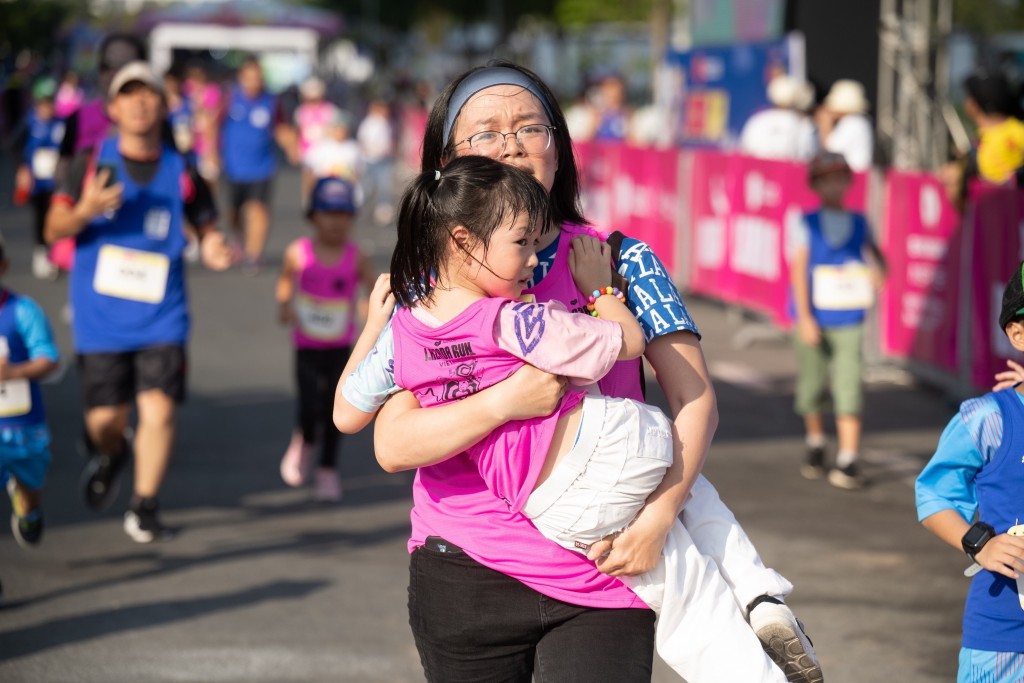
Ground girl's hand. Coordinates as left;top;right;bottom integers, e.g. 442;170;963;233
366;274;395;331
569;235;613;296
278;301;297;327
974;533;1024;580
992;359;1024;392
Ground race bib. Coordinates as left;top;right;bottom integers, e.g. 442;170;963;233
812;263;874;311
93;245;170;304
31;148;58;180
173;121;194;151
0;378;32;417
295;294;350;341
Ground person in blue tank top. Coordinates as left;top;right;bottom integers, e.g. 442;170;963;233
787;151;886;490
45;61;232;544
214;56;297;273
15;77;65;280
916;261;1024;683
0;240;60;551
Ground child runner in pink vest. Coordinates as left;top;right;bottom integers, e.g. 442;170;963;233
277;177;376;501
335;156;792;682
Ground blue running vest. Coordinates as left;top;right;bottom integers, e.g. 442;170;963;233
0;291;47;427
221;88;277;182
793;210;869;328
70;137;189;353
962;388;1024;652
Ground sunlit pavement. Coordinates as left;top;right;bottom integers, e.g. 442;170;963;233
0;166;964;682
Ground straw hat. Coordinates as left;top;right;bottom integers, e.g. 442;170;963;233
823;79;869;114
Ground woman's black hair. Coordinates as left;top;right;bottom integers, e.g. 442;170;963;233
391;155;550;308
420;59;586;230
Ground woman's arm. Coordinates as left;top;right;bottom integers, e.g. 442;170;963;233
372;364;568;472
587;331;718;576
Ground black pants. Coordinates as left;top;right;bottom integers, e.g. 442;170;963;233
295;346;350;469
30;190;52;246
408;541;656;682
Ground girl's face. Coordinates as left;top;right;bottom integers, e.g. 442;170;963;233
450;84;558;194
457;211;539;300
312;211;353;246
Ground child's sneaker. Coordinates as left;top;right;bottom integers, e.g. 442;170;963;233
748;595;823;683
123;497;176;544
800;445;826;480
31;246;58;281
313;467;342;502
828;462;865;490
7;479;43;548
280;432;315;487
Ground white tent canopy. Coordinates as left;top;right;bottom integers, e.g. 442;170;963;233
149;23;319;77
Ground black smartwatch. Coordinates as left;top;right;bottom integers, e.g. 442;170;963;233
962;521;996;561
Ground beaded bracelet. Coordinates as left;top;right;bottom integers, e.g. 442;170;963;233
586;287;626;316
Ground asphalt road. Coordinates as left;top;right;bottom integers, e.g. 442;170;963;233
0;166;969;682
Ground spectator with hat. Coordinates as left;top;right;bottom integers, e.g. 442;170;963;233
816;79;874;172
787;151;886;490
740;73;817;161
276;176;375;501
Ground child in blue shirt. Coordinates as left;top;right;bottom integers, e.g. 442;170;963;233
916;261;1024;682
0;241;60;549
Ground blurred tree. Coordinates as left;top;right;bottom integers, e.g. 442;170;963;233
554;0;653;26
954;0;1024;34
0;0;83;60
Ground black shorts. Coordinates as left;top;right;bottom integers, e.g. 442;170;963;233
227;178;273;210
77;345;187;409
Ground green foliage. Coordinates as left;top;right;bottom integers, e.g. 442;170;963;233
0;0;84;57
954;0;1024;34
554;0;653;27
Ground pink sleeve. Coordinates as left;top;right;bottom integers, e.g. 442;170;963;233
494;301;622;385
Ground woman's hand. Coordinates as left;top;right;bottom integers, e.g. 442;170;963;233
486;364;567;422
586;506;675;577
568;235;613;296
992;359;1024;392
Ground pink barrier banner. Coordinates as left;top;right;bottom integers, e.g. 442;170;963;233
967;183;1024;388
686;149;867;325
878;172;961;372
574;142;680;275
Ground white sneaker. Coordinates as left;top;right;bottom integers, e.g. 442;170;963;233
749;597;823;683
31;247;57;280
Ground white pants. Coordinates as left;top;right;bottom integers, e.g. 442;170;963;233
525;397;787;683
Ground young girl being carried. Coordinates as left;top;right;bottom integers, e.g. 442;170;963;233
336;156;794;682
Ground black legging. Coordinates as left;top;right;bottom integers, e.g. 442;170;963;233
295;346;351;468
30;190;52;246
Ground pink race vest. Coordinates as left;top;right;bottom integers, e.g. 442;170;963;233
395;298;643;608
525;224;645;401
296;102;338;155
292;237;359;349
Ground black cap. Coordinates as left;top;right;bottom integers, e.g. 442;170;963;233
999;260;1024;330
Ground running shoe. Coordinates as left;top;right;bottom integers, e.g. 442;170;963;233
31;246;58;281
800;445;826;480
828;462;865;490
81;434;132;511
749;596;824;683
280;432;315;487
123;497;176;544
7;479;43;548
313;467;343;503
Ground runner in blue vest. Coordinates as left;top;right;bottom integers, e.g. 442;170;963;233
214;57;297;273
787;151;886;489
916;261;1024;682
45;62;232;543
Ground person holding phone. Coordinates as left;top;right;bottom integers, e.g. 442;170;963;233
45;62;232;543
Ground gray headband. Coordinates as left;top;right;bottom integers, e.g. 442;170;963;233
442;67;555;146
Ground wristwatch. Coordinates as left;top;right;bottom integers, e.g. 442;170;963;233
961;521;996;561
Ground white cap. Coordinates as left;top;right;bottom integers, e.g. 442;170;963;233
766;74;801;108
823;79;869;115
108;61;163;100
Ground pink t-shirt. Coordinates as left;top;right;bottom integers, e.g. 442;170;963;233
292;237;360;349
295;101;340;155
394;297;646;607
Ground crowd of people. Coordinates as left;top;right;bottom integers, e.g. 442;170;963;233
1;27;1023;683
